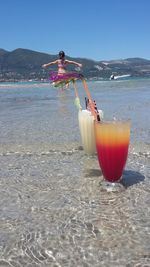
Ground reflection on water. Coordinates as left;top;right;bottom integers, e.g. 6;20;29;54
0;80;150;266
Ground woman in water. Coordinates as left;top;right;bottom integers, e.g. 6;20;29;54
42;51;82;88
42;51;82;74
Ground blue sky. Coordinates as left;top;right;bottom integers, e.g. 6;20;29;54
0;0;150;60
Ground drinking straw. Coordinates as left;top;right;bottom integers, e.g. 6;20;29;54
81;78;101;121
73;80;82;110
73;80;79;97
85;97;88;109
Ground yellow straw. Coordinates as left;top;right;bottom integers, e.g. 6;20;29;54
73;80;79;98
73;80;82;110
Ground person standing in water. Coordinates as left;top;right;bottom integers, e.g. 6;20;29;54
42;51;82;74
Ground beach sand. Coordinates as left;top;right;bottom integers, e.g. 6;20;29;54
0;80;150;266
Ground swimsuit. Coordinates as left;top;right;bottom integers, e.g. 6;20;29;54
58;60;67;74
58;60;66;69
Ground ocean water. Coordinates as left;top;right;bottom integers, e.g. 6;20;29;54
0;78;150;266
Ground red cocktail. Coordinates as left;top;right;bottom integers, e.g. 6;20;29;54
95;120;130;185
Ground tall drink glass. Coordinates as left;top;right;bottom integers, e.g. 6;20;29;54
78;110;104;155
94;120;130;191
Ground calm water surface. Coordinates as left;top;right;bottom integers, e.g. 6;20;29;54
0;79;150;266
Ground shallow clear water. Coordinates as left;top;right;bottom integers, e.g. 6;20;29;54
0;79;150;266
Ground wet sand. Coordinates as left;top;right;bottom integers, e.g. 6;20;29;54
0;80;150;266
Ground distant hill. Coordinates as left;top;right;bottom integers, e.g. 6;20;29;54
0;48;150;81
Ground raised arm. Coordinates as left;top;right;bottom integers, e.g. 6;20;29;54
65;60;82;68
42;60;58;68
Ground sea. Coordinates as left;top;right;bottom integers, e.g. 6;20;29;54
0;78;150;267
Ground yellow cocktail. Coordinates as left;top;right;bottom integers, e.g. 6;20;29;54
78;109;104;155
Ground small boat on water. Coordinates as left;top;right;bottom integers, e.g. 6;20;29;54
110;73;131;80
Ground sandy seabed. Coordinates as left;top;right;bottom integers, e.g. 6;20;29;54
0;79;150;266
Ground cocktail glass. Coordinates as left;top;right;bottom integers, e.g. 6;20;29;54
78;109;104;155
94;120;130;191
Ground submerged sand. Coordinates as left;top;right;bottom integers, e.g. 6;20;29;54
0;80;150;266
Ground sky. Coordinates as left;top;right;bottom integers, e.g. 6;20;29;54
0;0;150;61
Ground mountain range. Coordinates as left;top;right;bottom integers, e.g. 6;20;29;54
0;48;150;81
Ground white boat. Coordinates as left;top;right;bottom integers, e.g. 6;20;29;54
110;74;131;80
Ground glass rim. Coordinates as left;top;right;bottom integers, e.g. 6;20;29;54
95;119;131;125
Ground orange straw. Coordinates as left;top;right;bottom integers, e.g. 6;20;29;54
81;78;99;120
